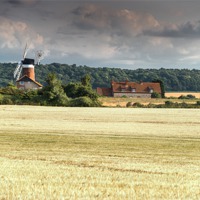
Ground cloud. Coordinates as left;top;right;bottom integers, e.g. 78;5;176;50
0;17;44;49
7;0;38;5
143;21;200;38
70;4;159;36
1;1;200;68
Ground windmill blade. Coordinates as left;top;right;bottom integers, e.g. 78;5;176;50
22;43;29;59
14;62;21;78
16;66;23;80
13;62;22;80
35;50;44;65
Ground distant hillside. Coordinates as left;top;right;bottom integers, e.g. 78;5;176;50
1;63;200;91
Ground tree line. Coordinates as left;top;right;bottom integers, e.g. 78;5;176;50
1;63;200;91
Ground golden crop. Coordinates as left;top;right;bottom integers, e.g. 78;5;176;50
0;106;200;199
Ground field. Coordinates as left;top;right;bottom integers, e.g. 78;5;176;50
100;93;200;107
0;106;200;199
165;92;200;98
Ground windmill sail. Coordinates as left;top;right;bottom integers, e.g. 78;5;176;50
35;50;44;65
22;43;29;59
13;44;29;81
13;62;22;80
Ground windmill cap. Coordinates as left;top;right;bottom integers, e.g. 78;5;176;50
22;58;34;65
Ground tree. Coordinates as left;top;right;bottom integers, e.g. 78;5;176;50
152;79;165;98
64;74;100;106
64;82;98;100
42;73;68;106
81;74;91;87
2;63;200;91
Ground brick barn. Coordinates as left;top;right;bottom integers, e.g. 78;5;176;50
97;80;162;98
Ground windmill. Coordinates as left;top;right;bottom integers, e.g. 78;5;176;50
14;44;43;90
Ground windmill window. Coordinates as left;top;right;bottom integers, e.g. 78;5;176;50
19;81;24;85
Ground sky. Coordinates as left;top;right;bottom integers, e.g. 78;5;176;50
1;0;200;69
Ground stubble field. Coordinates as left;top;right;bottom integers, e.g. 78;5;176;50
0;106;200;199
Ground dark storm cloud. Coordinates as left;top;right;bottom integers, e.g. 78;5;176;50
71;5;108;31
6;0;39;6
143;21;200;38
69;4;159;37
6;0;22;5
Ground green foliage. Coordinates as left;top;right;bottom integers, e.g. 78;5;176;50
81;74;92;87
196;101;200;106
125;101;200;108
70;96;101;107
1;63;200;91
0;96;13;105
0;85;20;95
42;73;69;106
64;82;98;101
0;73;100;107
152;79;165;98
151;92;161;98
7;82;16;88
178;94;196;99
132;102;144;108
64;74;100;107
165;101;174;107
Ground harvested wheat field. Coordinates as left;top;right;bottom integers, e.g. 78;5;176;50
165;92;200;98
0;105;200;199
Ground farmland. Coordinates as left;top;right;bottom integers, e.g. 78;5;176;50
100;92;200;107
0;106;200;199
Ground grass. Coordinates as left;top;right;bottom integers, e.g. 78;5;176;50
0;106;200;199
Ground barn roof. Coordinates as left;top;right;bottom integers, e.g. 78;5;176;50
111;81;161;94
16;75;43;87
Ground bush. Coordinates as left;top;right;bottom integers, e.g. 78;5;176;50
132;102;143;108
187;94;196;99
196;101;200;106
70;96;101;107
0;96;13;105
146;103;157;108
178;94;196;99
165;101;174;107
151;92;161;98
64;83;98;101
126;102;133;107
